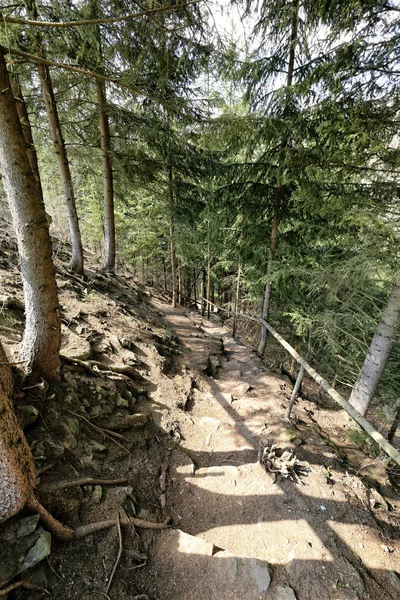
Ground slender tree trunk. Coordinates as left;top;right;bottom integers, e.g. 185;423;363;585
388;405;400;443
178;263;184;306
233;263;241;338
162;255;167;292
258;0;298;356
207;240;211;319
0;47;61;380
193;268;197;307
258;195;280;355
349;275;400;416
170;214;177;307
97;80;115;272
24;0;84;274
202;268;206;316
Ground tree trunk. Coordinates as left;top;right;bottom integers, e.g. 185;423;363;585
162;255;167;292
178;263;184;306
10;73;41;195
202;268;206;316
24;0;84;274
0;47;61;381
170;214;177;308
0;342;36;521
388;404;400;443
258;0;298;356
349;275;400;416
207;239;211;319
232;262;241;338
258;195;280;355
97;80;116;272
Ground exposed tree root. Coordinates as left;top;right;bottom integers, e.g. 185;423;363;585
42;477;128;492
65;408;132;454
37;462;57;476
61;354;137;381
105;514;122;594
26;495;169;541
0;580;50;596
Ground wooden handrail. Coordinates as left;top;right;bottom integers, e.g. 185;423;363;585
195;299;400;464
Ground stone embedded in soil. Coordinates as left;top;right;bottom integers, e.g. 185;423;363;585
276;586;298;600
0;516;51;586
103;412;149;430
18;404;39;427
228;370;242;377
149;530;272;600
214;391;233;405
61;325;91;360
64;370;78;388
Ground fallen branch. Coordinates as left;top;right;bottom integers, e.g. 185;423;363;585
106;514;123;594
0;580;50;596
42;477;128;491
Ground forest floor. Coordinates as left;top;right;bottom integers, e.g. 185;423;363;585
0;221;399;600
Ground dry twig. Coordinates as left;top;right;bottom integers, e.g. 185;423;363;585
42;477;128;491
106;514;123;594
0;581;50;596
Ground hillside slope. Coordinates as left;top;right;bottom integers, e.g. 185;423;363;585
0;223;399;600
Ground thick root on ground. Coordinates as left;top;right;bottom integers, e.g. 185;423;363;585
26;495;169;540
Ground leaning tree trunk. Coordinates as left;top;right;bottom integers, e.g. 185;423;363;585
0;342;36;522
0;46;61;381
23;0;84;274
97;80;116;272
349;274;400;416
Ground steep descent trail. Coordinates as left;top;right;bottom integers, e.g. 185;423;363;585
149;298;400;600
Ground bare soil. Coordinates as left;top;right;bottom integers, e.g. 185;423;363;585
0;223;399;600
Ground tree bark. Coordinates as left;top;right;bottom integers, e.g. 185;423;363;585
97;79;116;272
10;73;41;195
0;342;36;522
23;0;84;274
258;195;280;355
258;0;298;356
232;262;241;338
170;214;177;308
207;237;211;319
349;274;400;416
0;47;61;380
201;268;206;316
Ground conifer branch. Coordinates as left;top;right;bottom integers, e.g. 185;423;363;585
1;0;203;28
3;46;186;116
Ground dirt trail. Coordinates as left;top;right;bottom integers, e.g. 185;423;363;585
147;299;400;600
0;222;399;600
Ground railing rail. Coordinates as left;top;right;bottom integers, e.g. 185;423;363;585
197;297;400;465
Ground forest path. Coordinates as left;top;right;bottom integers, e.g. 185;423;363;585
148;298;400;600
